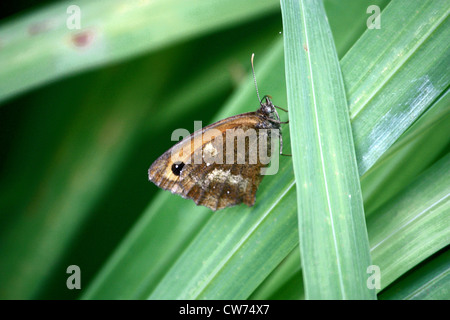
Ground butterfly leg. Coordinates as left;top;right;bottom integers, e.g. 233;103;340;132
270;127;283;155
271;127;292;157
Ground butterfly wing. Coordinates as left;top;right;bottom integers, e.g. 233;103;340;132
148;112;276;211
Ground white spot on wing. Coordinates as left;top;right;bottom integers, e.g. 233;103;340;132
205;168;249;191
204;142;218;157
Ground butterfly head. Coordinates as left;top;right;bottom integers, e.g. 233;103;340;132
258;95;283;125
259;95;275;115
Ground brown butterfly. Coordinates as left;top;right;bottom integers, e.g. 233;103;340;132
148;54;288;211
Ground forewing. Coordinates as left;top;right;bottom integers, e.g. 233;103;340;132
148;113;274;211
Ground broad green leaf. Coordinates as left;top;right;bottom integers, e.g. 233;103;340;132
367;153;450;291
251;90;450;300
0;22;282;299
281;0;374;299
379;249;450;300
342;0;450;175
2;0;448;300
249;248;303;300
84;42;297;300
250;150;450;299
362;89;450;216
0;0;278;103
324;0;390;58
82;191;211;299
0;52;178;299
84;1;448;300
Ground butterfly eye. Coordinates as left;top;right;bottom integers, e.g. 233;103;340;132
171;162;185;176
261;105;272;115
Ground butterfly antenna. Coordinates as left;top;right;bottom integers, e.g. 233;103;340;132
251;53;262;105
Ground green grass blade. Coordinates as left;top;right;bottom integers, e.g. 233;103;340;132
265;269;304;300
146;46;298;300
324;0;390;58
0;53;180;299
0;0;278;103
0;0;447;301
252;0;450;300
84;1;382;300
251;89;450;298
0;10;283;299
148;186;298;299
281;0;374;299
249;248;303;300
84;1;448;300
82;192;211;299
84;42;299;300
368;153;450;291
251;147;450;299
342;0;450;175
362;89;450;216
379;249;450;300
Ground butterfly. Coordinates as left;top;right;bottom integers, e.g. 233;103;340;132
148;54;288;211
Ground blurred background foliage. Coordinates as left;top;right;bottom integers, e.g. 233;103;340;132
0;0;448;299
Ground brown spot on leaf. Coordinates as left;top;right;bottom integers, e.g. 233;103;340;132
71;30;94;47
